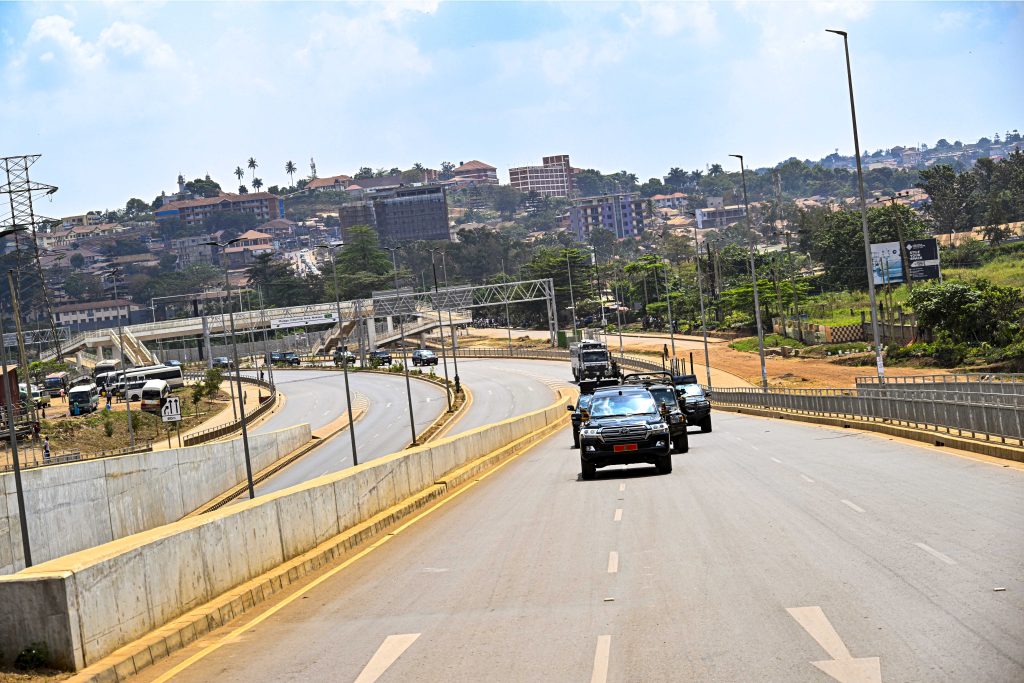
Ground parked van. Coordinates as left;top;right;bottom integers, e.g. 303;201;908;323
122;378;149;402
68;384;100;416
140;379;170;413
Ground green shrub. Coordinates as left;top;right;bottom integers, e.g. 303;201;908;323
103;414;114;438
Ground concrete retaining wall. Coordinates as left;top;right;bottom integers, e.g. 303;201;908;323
0;397;568;670
0;424;311;575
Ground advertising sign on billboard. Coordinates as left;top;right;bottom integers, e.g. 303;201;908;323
270;311;337;330
905;238;941;281
870;242;904;285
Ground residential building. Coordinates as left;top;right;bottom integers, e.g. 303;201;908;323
508;154;574;197
452;160;498;186
256;218;299;248
169;235;215;270
570;193;646;240
695;197;746;230
60;211;105;229
154;192;284;226
650;192;688;209
341;186;450;243
223;230;274;267
53;299;145;331
305;174;353;193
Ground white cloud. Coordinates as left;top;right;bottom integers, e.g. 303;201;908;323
20;14;179;71
628;1;719;43
26;15;103;69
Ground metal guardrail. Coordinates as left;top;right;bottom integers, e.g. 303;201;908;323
856;373;1024;386
429;347;666;374
181;373;277;447
711;384;1024;447
0;443;154;474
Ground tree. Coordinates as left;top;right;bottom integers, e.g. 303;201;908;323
910;279;1023;345
916;165;976;233
69;252;85;269
309;157;317;179
412;162;426;183
708;163;725;177
439;161;456;180
285;160;297;187
124;198;149;217
252;178;263;192
355;167;374;179
245;253;321;307
247;157;258;181
63;272;104;301
234;166;245;187
492;185;521;219
184;176;222;198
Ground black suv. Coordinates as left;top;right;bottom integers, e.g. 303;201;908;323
570;378;621;448
333;349;356;366
621;373;688;453
411;349;438;366
281;352;301;366
673;374;712;433
369;350;393;367
212;356;234;370
574;385;674;479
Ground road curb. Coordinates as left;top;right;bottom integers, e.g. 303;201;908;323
715;405;1024;463
66;396;571;683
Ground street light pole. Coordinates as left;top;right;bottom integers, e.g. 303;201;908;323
500;258;513;355
386;248;419;443
659;259;677;373
565;249;579;341
828;28;885;383
104;268;136;447
693;226;713;389
318;243;359;466
730;154;769;390
426;249;453;412
204;239;255;498
784;231;804;343
438;252;460;392
0;226;31;566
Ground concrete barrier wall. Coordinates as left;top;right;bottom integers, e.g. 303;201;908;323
0;425;311;575
0;396;568;670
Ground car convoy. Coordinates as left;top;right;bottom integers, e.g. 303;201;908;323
568;342;714;479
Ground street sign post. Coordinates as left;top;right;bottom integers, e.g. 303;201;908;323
161;396;182;423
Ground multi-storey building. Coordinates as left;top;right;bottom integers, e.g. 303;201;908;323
168;234;214;270
224;230;274;267
305;174;353;193
53;299;145;331
60;211;105;229
341;186;450;243
650;192;688;209
570;193;646;240
154;192;284;226
695;196;746;230
452;160;498;186
508;154;574;197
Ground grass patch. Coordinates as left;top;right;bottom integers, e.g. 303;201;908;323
944;255;1024;287
730;334;806;353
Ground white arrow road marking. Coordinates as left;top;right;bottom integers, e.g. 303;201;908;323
607;551;619;574
354;633;421;683
915;542;956;565
591;635;611;683
787;606;882;683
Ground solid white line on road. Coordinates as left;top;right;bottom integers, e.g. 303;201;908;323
750;444;760;451
614;508;623;522
619;483;626;492
353;633;421;683
915;542;956;565
607;551;619;574
591;635;612;683
528;386;534;391
771;457;783;464
841;499;866;514
385;402;392;408
801;474;816;483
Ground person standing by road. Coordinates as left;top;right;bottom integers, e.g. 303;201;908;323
43;435;50;462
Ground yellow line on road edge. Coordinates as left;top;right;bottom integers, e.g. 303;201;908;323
147;413;570;682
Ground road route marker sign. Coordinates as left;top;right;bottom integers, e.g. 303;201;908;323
161;396;182;422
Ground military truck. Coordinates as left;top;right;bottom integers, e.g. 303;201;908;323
569;341;619;382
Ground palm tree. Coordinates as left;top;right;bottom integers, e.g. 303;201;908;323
412;162;425;182
708;163;724;177
234;166;245;187
252;177;263;192
285;160;297;187
247;157;258;181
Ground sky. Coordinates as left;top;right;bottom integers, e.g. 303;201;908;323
1;1;1021;217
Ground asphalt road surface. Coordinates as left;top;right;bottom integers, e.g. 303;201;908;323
142;410;1024;682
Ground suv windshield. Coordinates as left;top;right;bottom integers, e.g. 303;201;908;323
582;351;607;362
678;384;705;398
589;392;657;418
648;386;678;409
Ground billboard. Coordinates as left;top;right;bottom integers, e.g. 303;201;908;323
905;238;941;281
870;242;904;285
270;311;337;330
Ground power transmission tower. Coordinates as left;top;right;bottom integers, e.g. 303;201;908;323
0;155;63;361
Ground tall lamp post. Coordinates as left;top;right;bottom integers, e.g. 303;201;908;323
438;251;460;392
827;28;885;383
692;226;713;389
425;248;453;411
103;267;136;447
317;243;359;466
729;154;769;390
0;226;32;566
565;249;579;341
203;238;256;498
385;247;419;443
658;259;677;373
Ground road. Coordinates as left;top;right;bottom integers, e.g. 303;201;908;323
140;410;1024;682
